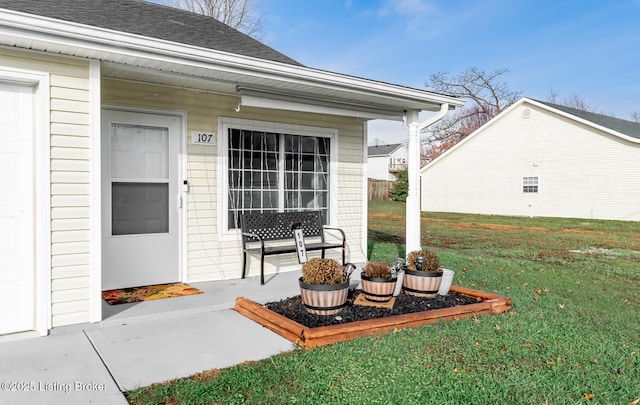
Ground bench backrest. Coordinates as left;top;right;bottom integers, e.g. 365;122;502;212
240;211;324;244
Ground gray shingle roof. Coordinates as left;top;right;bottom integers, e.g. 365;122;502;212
0;0;301;66
536;100;640;140
368;143;404;157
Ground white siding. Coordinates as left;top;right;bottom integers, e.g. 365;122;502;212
368;156;392;180
0;49;93;327
102;79;367;283
387;146;408;181
368;145;407;181
421;101;640;221
389;147;408;166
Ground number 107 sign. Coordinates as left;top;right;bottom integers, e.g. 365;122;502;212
293;228;308;264
191;131;216;145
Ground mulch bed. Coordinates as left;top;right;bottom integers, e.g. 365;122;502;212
265;290;481;328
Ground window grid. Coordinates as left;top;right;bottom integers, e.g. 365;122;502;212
522;176;539;193
227;129;330;229
283;135;330;224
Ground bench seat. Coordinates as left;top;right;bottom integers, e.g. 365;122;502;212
248;241;344;256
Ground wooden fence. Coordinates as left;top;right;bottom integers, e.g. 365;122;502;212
368;179;393;201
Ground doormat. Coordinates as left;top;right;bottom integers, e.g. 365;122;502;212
101;283;203;305
353;293;396;309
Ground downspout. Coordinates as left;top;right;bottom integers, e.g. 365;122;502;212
405;103;450;254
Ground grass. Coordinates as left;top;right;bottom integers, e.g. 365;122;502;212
127;201;640;405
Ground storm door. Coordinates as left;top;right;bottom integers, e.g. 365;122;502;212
101;110;181;290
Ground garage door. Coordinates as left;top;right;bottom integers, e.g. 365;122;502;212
0;81;35;335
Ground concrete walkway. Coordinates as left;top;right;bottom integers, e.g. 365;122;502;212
0;271;309;404
0;330;128;404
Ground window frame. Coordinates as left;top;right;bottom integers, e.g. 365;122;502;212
217;117;338;240
522;176;539;193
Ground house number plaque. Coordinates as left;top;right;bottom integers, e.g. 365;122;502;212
191;131;216;145
291;223;308;264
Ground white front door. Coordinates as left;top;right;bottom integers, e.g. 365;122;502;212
0;82;35;335
102;110;182;290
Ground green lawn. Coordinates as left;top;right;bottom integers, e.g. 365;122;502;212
127;201;640;405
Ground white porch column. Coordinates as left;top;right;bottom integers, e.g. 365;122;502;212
405;110;421;253
404;104;451;255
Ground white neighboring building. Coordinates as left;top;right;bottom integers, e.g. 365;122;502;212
421;97;640;221
368;143;408;181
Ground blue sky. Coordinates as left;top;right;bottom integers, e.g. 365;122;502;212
155;0;640;143
259;0;640;143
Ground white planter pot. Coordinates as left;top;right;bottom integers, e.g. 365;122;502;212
393;270;404;296
437;269;455;295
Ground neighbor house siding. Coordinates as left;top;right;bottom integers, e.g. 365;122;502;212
368;155;391;180
102;79;367;283
0;48;93;327
421;101;640;221
368;145;407;181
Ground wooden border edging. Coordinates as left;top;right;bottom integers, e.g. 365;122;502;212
234;285;512;348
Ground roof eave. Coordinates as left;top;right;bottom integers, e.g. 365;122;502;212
0;9;464;115
524;98;640;144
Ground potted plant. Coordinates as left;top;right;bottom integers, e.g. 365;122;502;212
360;261;397;302
299;258;355;315
401;249;443;298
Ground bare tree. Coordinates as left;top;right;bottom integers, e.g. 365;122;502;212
546;89;597;112
631;111;640;123
165;0;265;38
423;67;521;160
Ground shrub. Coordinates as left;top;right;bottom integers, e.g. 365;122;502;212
389;169;408;202
406;249;441;271
301;258;346;285
361;261;394;278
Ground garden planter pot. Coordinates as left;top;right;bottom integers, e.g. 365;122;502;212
437;269;455;295
402;268;443;298
299;278;349;315
360;274;397;302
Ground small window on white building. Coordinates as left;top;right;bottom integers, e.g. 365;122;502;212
522;176;539;193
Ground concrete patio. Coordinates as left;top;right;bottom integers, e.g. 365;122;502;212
0;271;304;404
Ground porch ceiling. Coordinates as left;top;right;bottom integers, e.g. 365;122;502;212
101;62;238;95
99;57;456;120
101;62;412;120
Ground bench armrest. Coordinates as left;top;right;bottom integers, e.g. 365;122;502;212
241;231;265;250
322;225;346;242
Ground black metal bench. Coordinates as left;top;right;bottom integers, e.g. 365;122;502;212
240;211;346;285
